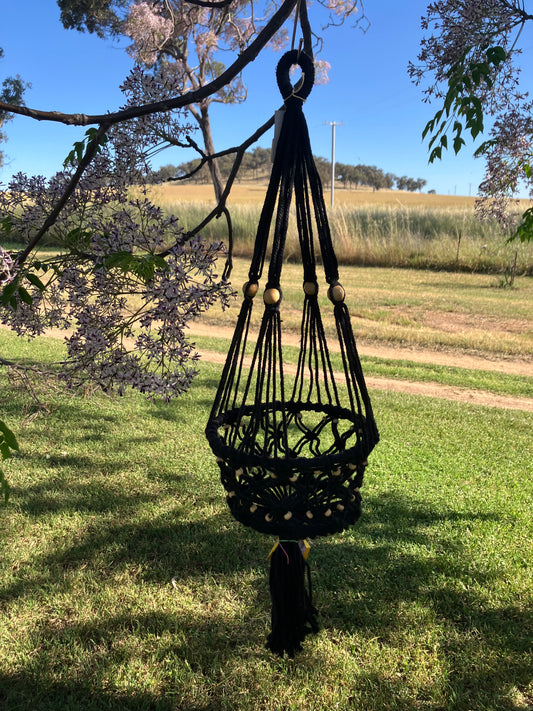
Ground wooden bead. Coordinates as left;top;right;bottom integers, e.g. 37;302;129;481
332;467;341;476
249;504;257;513
227;491;236;498
283;511;293;520
328;283;345;303
303;281;317;296
243;281;259;298
263;287;281;305
306;510;314;519
324;508;332;517
265;513;273;522
336;503;345;511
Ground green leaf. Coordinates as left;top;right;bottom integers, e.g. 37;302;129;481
429;146;443;163
0;421;19;451
474;139;497;157
443;90;456;114
101;252;167;283
422;119;434;141
509;207;533;243
63;129;108;168
1;280;18;306
26;273;46;291
453;136;466;154
102;251;133;270
428;133;439;150
486;46;506;66
17;286;33;305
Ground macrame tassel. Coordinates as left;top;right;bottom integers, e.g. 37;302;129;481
267;541;319;657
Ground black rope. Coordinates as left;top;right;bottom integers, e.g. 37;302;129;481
206;48;379;541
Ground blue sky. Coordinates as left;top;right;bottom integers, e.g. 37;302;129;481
1;1;531;196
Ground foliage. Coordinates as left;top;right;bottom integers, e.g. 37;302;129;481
421;46;507;163
0;107;233;400
57;0;130;37
410;0;533;240
151;148;428;193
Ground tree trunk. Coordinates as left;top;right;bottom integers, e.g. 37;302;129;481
198;104;224;202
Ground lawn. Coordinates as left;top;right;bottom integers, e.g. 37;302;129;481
0;327;531;710
191;258;533;358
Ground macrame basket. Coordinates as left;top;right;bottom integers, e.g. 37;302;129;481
206;50;379;656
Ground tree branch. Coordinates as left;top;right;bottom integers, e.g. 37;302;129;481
16;123;110;266
0;0;297;128
182;0;234;7
160;111;276;257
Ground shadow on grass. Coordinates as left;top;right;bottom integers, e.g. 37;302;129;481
2;485;531;710
314;492;531;709
0;606;261;711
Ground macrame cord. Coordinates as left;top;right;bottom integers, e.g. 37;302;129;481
206;50;379;656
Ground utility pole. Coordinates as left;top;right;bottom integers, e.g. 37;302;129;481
325;121;343;207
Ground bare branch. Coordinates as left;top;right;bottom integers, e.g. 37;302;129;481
161;111;276;256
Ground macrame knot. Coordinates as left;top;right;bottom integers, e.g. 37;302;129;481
206;49;379;657
276;49;315;105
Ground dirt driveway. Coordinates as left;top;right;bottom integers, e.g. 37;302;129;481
187;322;533;412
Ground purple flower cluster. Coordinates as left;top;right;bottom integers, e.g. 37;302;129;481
0;247;17;287
0;95;234;399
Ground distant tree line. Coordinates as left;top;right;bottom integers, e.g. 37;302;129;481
150;147;428;192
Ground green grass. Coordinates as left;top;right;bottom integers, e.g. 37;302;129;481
192;333;533;399
1;332;532;710
195;258;533;358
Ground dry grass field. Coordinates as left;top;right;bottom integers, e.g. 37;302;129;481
150;182;533;275
150;181;533;208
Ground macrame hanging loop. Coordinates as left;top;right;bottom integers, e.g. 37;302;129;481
205;50;379;655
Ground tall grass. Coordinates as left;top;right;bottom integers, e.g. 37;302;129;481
169;200;533;275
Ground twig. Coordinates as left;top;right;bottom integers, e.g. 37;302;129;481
16;123;111;267
160;111;276;257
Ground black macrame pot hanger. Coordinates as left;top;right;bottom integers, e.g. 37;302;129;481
206;50;379;657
